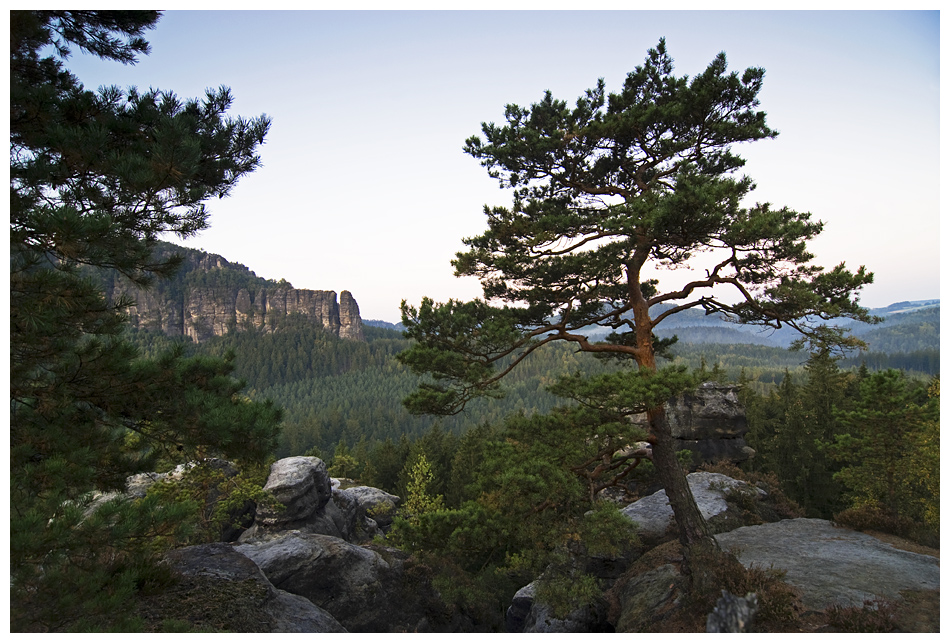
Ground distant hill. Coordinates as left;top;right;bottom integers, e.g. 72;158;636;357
873;300;940;315
648;300;940;353
372;300;940;353
364;319;406;332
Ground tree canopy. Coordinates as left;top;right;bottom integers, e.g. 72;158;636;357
10;11;279;631
398;39;874;562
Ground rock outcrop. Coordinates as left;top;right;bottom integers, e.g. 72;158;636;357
714;518;940;611
161;542;348;632
631;381;754;467
505;580;612;633
235;531;454;632
607;517;941;632
620;471;766;543
238;456;395;544
104;242;364;342
142;459;938;633
230;456;462;632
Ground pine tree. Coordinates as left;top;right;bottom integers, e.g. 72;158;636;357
10;11;278;631
824;370;937;526
327;439;360;479
792;346;852;516
397;38;875;579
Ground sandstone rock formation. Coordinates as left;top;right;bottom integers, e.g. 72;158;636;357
130;457;940;633
137;459;938;633
620;471;765;542
631;381;754;467
714;518;940;611
235;532;432;632
104;242;364;342
161;541;348;633
505;580;611;633
238;456;396;544
230;456;462;632
515;477;940;633
705;590;759;632
332;484;401;539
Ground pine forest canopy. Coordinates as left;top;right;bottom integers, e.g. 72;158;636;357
398;39;875;555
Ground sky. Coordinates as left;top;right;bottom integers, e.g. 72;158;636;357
62;8;941;322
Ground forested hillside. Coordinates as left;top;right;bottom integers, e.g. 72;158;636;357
124;300;938;459
131;319;624;457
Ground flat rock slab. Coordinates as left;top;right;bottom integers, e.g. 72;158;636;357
714;518;939;611
621;471;763;539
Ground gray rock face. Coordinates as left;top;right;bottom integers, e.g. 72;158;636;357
235;532;425;633
332;485;401;542
240;458;400;544
506;580;610;633
505;582;537;633
258;457;333;525
338;290;365;341
706;590;759;632
162;542;347;633
266;590;349;633
107;244;364;342
240;456;351;541
611;563;684;633
610;516;940;632
620;471;764;540
631;382;754;467
714;518;940;611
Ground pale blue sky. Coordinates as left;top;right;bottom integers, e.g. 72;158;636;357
65;9;941;322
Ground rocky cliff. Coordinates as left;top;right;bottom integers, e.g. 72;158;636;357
104;242;364;342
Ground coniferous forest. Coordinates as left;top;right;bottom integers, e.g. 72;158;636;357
74;302;945;631
10;10;938;633
126;302;939;468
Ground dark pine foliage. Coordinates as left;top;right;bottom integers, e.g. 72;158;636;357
10;11;279;631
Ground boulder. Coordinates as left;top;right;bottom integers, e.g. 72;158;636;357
240;458;404;544
332;485;401;542
240;456;349;541
706;590;759;633
620;471;765;542
235;530;453;632
505;582;537;633
235;532;394;631
714;518;940;611
257;456;333;524
610;518;941;632
610;561;685;633
506;580;611;633
160;542;346;633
